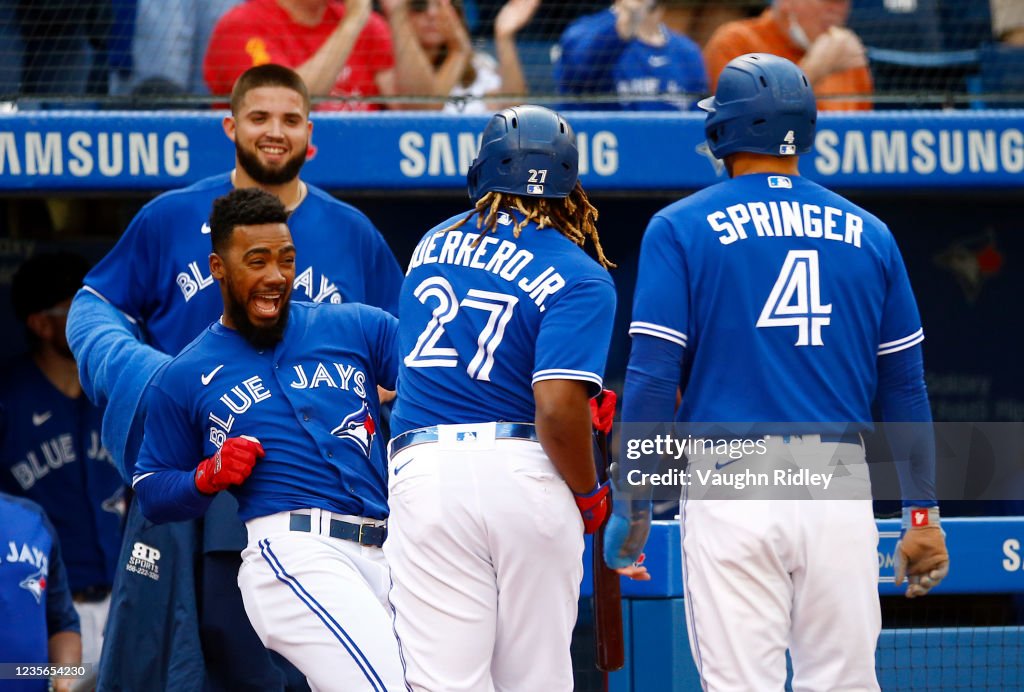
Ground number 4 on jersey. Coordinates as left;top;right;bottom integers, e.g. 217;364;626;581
757;250;832;346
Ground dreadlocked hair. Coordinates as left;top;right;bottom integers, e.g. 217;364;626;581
441;181;615;269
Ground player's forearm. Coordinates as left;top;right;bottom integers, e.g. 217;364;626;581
296;10;371;96
133;469;216;523
48;631;81;666
877;344;937;506
534;380;599;495
622;334;683;425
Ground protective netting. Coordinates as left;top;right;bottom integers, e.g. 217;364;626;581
0;1;1021;109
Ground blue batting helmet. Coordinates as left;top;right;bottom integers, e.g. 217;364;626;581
467;105;578;203
699;53;817;159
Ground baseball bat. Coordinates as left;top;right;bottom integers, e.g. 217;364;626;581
593;423;625;673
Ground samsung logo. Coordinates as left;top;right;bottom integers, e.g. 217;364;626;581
0;130;190;177
815;128;1024;176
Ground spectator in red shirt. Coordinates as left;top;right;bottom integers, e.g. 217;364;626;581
204;0;434;109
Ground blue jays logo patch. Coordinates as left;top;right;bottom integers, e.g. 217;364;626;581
20;566;47;604
331;401;377;457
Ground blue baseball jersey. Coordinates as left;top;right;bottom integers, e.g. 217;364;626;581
134;302;398;522
84;172;402;356
630;174;923;426
391;210;617;437
0;493;79;689
555;8;707;111
0;356;124;593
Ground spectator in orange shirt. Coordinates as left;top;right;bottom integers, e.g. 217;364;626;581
703;0;873;111
204;0;434;110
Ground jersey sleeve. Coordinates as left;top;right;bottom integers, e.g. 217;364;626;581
360;305;399;391
83;203;159;322
629;215;690;349
133;372;214;522
533;277;617;397
878;232;924;357
42;513;81;636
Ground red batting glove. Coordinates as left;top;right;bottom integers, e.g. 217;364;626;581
195;436;265;495
590;388;617;435
574;481;611;534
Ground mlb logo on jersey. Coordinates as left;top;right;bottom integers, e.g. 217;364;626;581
768;176;792;189
331;401;377;458
497;211;513;226
526;184;544;195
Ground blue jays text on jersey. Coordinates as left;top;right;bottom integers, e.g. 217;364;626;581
0;356;123;593
0;494;79;680
629;174;924;426
133;302;398;523
391;210;617;437
83;172;402;356
556;8;708;111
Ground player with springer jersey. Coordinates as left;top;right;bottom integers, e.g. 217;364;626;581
133;188;404;691
604;54;950;690
387;105;643;692
67;64;402;690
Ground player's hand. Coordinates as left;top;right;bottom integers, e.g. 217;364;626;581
574;481;610;534
801;27;867;84
195;436;265;495
602;483;652;571
590;388;617;435
894;506;950;598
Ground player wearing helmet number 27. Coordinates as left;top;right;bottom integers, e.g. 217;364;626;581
604;54;949;690
386;104;646;692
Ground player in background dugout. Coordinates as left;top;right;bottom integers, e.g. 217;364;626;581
0;252;123;669
205;0;434;109
703;0;873;110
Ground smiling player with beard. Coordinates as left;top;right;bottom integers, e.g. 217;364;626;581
132;188;404;692
67;64;403;691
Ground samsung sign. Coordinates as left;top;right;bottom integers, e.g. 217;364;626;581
1;111;1023;191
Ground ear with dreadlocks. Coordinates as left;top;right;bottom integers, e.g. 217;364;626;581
449;105;614;270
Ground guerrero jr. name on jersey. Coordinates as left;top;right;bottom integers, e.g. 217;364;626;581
407;220;567;312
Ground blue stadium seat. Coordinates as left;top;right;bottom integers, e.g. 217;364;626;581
848;0;944;52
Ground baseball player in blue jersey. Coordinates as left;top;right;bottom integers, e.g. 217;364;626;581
387;105;642;692
132;188;403;691
555;0;707;111
66;64;403;690
0;492;81;692
1;252;123;669
604;54;950;690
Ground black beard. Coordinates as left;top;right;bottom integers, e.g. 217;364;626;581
236;141;306;186
225;295;290;349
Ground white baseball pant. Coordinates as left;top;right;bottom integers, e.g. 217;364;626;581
385;428;584;692
239;509;406;692
680;436;881;691
72;593;110;666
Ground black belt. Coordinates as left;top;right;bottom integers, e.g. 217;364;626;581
288;513;387;548
72;585;111;603
388;422;538;457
